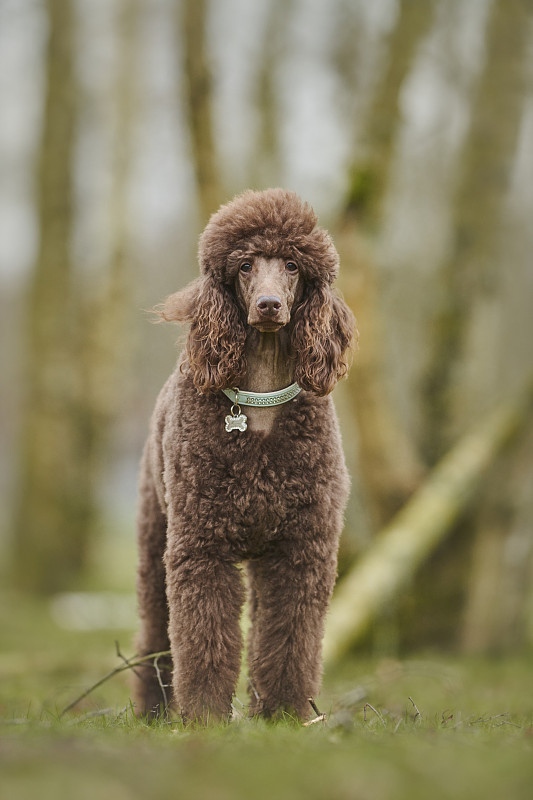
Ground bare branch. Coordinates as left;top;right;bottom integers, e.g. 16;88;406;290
303;714;327;727
153;655;169;711
59;649;171;718
115;640;144;682
363;703;386;727
308;697;322;717
408;696;422;722
303;697;327;726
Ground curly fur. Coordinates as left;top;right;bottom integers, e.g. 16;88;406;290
134;188;355;723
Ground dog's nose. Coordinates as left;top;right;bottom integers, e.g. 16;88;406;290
257;295;282;316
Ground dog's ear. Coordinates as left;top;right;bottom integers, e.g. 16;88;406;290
291;283;355;396
158;276;247;393
157;277;204;323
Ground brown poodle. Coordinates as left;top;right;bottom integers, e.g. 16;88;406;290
134;188;355;723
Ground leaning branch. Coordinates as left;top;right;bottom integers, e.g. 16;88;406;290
323;378;533;668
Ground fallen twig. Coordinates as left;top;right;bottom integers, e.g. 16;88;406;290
67;707;114;725
363;703;386;727
308;697;322;717
59;649;171;718
303;714;327;727
471;713;510;725
247;676;260;702
303;697;327;726
153;655;170;710
408;696;422;722
115;640;144;682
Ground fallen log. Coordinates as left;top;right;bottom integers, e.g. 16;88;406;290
323;378;533;668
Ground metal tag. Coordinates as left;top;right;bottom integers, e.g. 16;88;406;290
225;412;248;433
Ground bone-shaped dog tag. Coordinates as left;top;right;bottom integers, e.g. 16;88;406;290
225;412;248;432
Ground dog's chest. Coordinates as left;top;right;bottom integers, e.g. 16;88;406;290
177;398;328;536
236;405;280;435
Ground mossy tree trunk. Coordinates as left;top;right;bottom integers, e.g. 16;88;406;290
343;0;435;229
13;0;85;593
334;1;434;531
323;378;533;667
180;0;222;223
12;0;139;594
417;0;533;652
339;235;425;530
249;0;291;188
421;0;531;464
461;427;533;653
79;0;139;442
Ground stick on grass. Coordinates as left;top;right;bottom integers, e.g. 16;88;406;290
59;649;171;718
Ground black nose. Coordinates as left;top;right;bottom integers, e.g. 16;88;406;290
257;295;282;316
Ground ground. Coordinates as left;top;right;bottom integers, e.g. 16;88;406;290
1;587;532;800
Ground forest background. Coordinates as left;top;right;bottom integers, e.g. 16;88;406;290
1;0;533;675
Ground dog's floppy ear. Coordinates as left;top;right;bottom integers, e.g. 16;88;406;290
158;276;247;393
157;277;204;323
291;283;355;396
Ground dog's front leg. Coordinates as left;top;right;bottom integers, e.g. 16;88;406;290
164;539;245;724
247;548;337;720
134;452;172;719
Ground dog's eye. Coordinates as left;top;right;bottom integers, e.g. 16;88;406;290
286;261;298;273
240;262;252;273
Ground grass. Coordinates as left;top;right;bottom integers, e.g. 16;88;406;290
1;589;532;800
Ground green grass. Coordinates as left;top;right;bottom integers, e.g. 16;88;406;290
1;590;532;800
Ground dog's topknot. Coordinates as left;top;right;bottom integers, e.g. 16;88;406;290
198;188;339;285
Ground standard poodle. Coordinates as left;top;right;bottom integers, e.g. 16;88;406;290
134;188;355;723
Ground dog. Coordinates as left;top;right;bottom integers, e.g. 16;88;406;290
134;188;355;722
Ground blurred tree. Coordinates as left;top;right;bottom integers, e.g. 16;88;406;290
12;0;84;593
421;0;531;464
75;0;140;558
81;0;139;443
344;0;435;230
180;0;222;222
461;427;533;653
410;0;533;651
335;0;434;530
338;234;425;531
323;378;533;665
249;0;290;187
12;0;139;593
330;0;533;656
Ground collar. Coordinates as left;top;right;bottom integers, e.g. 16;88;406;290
222;383;301;407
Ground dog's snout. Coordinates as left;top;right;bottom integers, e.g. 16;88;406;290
257;295;282;316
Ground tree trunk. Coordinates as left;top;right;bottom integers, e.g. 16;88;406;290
421;0;531;463
334;2;434;529
416;0;533;653
76;0;140;535
82;0;138;419
180;0;222;222
323;377;533;668
12;0;140;594
343;0;435;228
249;0;290;188
338;231;425;530
12;0;84;593
461;427;533;653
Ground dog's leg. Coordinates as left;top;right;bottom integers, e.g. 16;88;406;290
247;549;337;720
133;458;172;718
244;561;261;706
165;546;245;724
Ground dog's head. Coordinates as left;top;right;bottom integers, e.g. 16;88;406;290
198;188;339;285
160;188;355;395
